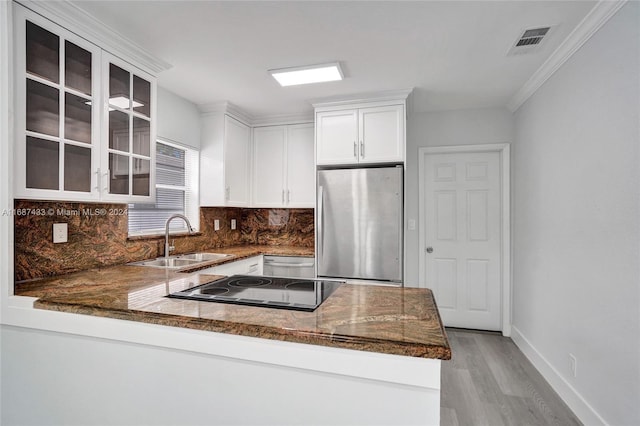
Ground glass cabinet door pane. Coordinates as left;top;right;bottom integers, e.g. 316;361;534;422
109;64;130;109
132;75;150;117
132;117;150;156
65;41;91;95
109;153;129;195
26;136;59;190
26;21;59;83
132;158;150;196
65;92;91;144
27;79;59;137
64;144;91;192
109;110;129;152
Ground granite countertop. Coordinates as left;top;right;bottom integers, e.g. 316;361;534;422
15;245;451;360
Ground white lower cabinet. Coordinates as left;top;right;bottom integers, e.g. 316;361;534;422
198;255;263;276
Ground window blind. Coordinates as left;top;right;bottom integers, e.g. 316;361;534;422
128;140;199;235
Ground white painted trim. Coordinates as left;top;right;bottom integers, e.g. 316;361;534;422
15;0;172;75
311;88;413;109
418;143;511;335
199;101;253;125
511;326;607;426
507;0;627;112
1;0;15;307
251;113;314;127
198;101;313;127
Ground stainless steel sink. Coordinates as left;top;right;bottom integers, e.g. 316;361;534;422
128;252;232;269
178;253;231;262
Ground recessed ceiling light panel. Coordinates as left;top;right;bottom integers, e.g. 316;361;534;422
269;62;343;87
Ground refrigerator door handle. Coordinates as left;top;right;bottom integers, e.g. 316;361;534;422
396;167;404;282
317;185;324;268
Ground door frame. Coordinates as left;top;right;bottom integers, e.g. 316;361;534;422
418;143;511;336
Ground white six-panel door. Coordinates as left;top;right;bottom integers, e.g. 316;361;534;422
422;151;502;330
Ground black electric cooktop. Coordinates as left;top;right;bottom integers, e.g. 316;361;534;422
167;275;343;312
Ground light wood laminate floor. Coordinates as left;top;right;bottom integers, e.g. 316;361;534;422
441;328;582;426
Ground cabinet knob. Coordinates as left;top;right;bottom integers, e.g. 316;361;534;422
426;246;434;254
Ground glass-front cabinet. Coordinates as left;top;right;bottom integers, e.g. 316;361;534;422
102;55;155;201
14;5;156;203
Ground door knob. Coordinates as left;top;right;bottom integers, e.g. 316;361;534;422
426;247;433;254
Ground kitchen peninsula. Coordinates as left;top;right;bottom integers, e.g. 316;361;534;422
13;247;450;426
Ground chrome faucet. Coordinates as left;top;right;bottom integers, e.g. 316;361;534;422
165;214;195;259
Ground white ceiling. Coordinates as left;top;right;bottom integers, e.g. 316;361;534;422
71;0;597;118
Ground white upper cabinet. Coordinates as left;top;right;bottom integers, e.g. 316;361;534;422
315;102;406;166
253;126;286;207
253;123;314;208
315;109;359;165
200;114;251;206
101;54;156;202
285;124;315;206
13;5;156;203
358;104;404;164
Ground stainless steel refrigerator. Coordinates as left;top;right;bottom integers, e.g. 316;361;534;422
317;166;403;285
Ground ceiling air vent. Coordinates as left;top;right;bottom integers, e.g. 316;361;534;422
508;26;553;56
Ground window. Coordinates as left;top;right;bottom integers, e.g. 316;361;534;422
128;139;199;236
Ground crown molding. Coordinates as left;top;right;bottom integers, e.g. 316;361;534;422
251;113;314;127
199;101;313;127
198;101;253;126
507;0;627;112
311;88;413;109
16;0;172;75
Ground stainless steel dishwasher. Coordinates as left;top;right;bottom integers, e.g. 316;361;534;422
262;256;315;278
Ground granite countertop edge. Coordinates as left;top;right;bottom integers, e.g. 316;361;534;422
15;244;452;360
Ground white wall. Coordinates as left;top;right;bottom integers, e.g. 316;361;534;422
1;324;441;426
157;86;201;148
405;108;515;286
512;2;640;425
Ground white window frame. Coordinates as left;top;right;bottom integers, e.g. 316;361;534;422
127;137;199;236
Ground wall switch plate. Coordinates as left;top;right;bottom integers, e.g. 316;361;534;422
231;219;237;230
408;219;416;230
53;223;68;243
214;219;220;231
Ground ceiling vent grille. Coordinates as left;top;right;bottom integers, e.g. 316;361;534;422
508;26;553;56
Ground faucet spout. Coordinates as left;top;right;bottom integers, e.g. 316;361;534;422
165;214;195;259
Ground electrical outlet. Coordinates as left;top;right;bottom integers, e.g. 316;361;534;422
231;219;237;230
53;223;68;243
569;354;577;377
408;219;416;230
214;219;220;231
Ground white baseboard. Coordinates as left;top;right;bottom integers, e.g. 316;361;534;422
511;326;607;426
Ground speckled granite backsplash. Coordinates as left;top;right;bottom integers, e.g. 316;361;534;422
14;199;314;281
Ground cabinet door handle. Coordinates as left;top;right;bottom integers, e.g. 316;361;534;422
353;141;357;158
287;190;290;203
360;141;364;158
225;186;230;201
95;168;101;192
103;169;110;193
282;189;285;203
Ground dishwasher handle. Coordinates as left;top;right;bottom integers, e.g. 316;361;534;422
263;261;315;268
